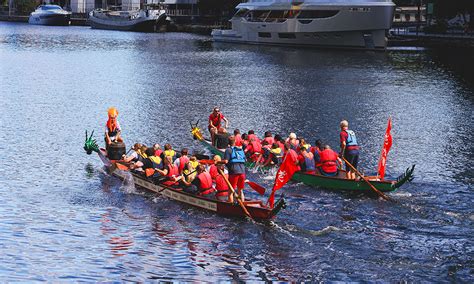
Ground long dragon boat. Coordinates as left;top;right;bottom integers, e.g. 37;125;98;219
84;131;285;220
191;125;415;193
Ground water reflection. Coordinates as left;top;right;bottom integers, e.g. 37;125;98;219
0;22;472;281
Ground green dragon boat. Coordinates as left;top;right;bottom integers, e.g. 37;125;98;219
191;125;415;193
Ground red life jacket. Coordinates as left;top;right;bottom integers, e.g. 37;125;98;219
319;149;338;174
196;172;214;195
154;149;163;157
310;147;322;167
263;137;274;145
235;134;243;147
178;156;189;174
248;134;260;143
250;140;262;153
214;174;229;197
163;164;179;186
209;164;218;179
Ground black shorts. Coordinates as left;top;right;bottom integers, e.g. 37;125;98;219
344;149;359;171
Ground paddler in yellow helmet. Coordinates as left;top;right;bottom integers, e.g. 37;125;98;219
105;107;123;146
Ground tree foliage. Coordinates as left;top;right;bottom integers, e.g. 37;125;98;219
15;0;38;14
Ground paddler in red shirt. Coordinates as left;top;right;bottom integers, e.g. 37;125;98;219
208;107;228;145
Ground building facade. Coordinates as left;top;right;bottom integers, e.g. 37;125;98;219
70;0;197;14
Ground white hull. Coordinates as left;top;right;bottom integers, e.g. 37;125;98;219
212;0;395;49
88;9;167;32
28;15;70;25
28;6;71;26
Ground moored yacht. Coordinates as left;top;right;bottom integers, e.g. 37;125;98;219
212;0;395;49
88;5;168;32
28;5;71;26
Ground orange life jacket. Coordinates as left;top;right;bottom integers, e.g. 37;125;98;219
106;118;118;136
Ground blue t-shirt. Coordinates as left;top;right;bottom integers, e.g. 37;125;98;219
224;147;246;175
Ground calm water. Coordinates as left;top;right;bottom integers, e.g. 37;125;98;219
0;22;473;281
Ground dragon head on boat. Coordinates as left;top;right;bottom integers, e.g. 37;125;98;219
190;120;203;140
392;164;416;189
84;130;99;154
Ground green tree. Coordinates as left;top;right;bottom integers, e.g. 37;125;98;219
15;0;38;15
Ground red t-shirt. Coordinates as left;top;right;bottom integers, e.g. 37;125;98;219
209;113;225;128
340;130;359;151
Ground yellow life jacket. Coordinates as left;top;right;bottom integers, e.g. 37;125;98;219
149;155;162;165
183;168;196;182
271;147;283;157
164;149;175;158
138;150;147;158
189;160;199;169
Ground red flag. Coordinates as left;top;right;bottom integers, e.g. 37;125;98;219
268;149;300;208
377;118;393;180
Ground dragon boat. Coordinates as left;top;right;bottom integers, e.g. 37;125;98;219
191;125;415;193
84;131;285;220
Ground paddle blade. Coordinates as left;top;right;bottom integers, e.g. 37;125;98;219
246;181;266;195
194;153;210;160
199;159;215;165
115;162;129;171
145;168;155;177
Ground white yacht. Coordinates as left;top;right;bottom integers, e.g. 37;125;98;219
88;6;168;32
212;0;395;49
28;5;71;26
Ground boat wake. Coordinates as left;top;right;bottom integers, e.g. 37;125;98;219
119;171;137;194
307;226;341;236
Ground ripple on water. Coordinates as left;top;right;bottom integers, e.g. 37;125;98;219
0;23;473;281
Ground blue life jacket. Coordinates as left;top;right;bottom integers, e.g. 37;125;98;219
230;146;246;163
345;130;358;146
304;155;316;171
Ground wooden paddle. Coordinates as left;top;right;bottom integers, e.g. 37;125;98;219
217;168;253;220
341;156;390;201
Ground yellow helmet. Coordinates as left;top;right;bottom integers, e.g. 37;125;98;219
108;107;118;117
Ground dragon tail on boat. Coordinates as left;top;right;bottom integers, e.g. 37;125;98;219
392;164;415;189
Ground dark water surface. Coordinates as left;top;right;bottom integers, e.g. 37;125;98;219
0;22;473;281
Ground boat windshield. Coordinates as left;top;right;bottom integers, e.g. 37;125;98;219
40;5;62;10
247;10;271;22
233;8;249;18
